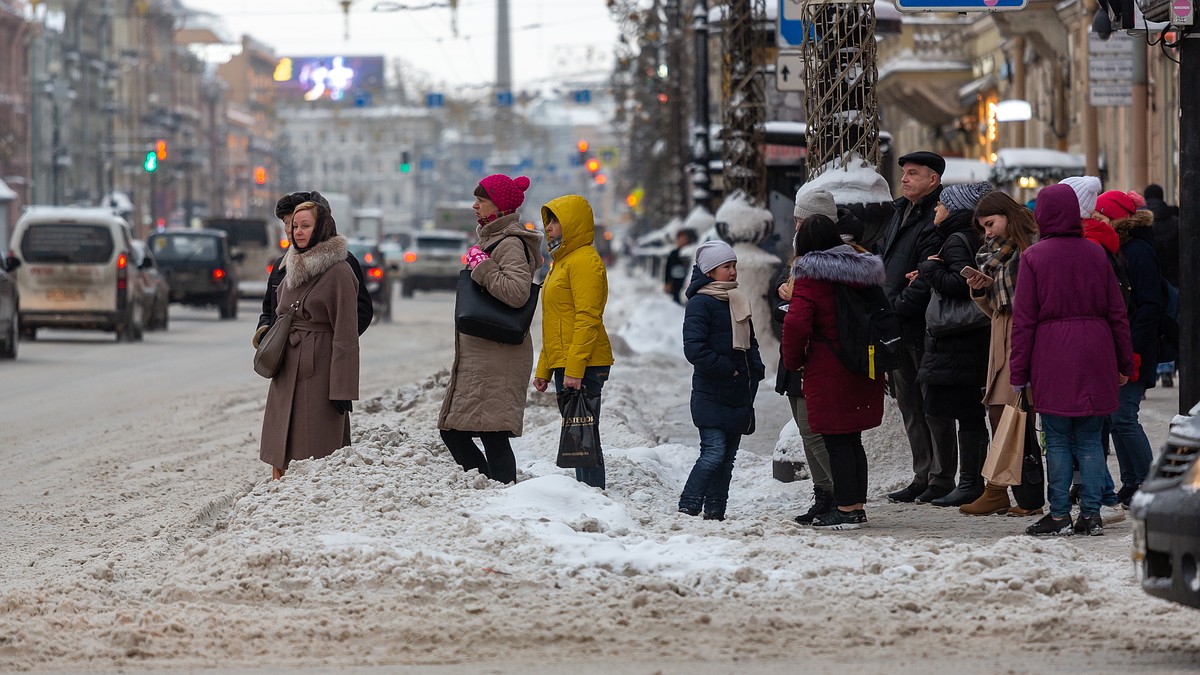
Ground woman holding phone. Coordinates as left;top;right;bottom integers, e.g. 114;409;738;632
957;191;1041;516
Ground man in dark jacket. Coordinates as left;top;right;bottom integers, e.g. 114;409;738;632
879;151;947;504
663;229;697;303
1142;184;1178;288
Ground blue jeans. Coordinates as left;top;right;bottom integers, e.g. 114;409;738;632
1043;415;1107;518
679;427;741;517
1109;381;1154;488
553;366;610;489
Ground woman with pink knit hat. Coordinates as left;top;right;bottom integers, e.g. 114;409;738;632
438;174;543;484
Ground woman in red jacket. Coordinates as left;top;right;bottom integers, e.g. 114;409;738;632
782;215;887;530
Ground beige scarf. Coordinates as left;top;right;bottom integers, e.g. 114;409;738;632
697;281;752;351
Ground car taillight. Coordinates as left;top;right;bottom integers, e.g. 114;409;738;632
117;252;127;290
266;263;274;275
364;253;375;264
368;267;384;279
461;254;468;264
403;251;417;263
117;253;127;269
280;239;290;249
213;268;225;280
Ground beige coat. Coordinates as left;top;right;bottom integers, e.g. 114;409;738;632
973;295;1021;407
438;214;544;436
260;236;360;468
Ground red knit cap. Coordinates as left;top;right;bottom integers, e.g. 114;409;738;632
1095;190;1138;220
478;174;531;214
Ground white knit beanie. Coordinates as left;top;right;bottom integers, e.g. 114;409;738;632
694;240;737;274
1059;176;1103;218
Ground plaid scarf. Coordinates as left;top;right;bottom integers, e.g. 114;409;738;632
976;236;1019;312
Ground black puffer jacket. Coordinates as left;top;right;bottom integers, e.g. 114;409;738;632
880;187;943;345
258;252;373;335
914;209;989;387
768;264;804;397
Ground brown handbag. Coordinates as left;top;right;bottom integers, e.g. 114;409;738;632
253;282;317;379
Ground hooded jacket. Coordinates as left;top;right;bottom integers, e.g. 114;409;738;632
683;266;766;434
1112;209;1165;386
782;245;887;435
1010;184;1135;417
535;195;614;380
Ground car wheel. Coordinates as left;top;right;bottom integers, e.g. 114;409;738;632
219;292;237;320
19;324;35;341
158;302;170;331
1;311;17;359
401;280;414;298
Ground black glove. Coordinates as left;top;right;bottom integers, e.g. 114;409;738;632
331;399;353;414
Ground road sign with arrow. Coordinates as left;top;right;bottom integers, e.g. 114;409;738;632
775;51;804;92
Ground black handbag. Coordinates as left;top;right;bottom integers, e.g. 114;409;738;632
454;237;540;345
925;233;990;337
1010;391;1046;511
556;388;602;468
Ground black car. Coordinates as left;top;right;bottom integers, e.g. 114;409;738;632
1131;401;1200;610
347;239;391;322
147;230;241;319
0;251;19;359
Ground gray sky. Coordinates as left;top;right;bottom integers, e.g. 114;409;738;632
182;0;620;91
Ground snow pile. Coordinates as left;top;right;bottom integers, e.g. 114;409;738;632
804;155;893;205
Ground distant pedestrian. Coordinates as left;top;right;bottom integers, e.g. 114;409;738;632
880;151;946;504
663;228;698;304
532;194;615;489
783;215;887;530
1011;184;1135;537
1142;183;1178;387
679;240;766;521
259;200;360;480
438;174;542;484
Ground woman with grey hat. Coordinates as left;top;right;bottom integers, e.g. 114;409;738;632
912;180;994;507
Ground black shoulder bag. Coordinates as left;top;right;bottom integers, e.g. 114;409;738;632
454;237;540;345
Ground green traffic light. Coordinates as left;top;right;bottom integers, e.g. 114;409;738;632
144;151;158;173
400;163;411;173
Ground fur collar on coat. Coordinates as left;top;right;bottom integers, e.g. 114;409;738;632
283;235;348;289
794;244;886;287
1111;209;1154;246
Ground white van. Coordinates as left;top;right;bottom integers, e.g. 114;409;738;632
12;206;146;341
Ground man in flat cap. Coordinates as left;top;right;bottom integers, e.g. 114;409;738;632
880;150;951;505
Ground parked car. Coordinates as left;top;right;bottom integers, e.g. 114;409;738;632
1131;400;1200;610
11;206;146;342
1;251;19;359
147;229;240;319
204;217;287;298
379;230;414;274
396;230;470;297
130;240;170;331
347;238;392;322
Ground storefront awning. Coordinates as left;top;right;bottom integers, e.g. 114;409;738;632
0;178;16;202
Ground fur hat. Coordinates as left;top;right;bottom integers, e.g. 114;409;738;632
476;174;531;213
694;240;737;275
793;187;838;221
940;181;993;213
1096;190;1140;220
1059;176;1103;218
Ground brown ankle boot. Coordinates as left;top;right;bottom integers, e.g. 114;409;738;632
959;483;1011;516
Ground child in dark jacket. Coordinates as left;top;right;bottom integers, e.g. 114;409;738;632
679;240;766;521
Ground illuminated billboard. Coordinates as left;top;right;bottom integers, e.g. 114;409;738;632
273;55;385;102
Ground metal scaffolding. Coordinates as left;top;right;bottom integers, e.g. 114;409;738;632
719;0;766;205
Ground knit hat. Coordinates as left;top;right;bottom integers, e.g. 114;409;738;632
939;181;993;213
793;187;838;221
1059;176;1103;218
477;174;531;213
1096;190;1139;220
694;240;737;275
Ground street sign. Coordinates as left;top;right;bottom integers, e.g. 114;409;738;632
1090;82;1133;107
426;93;444;108
1088;32;1133;107
893;0;1026;12
777;0;809;47
775;51;804;92
496;90;513;107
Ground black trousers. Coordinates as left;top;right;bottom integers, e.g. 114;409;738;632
823;432;868;507
439;430;516;484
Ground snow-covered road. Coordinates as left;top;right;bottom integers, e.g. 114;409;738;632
1;274;1196;673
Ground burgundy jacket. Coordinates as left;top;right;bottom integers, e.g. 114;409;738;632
1010;184;1135;417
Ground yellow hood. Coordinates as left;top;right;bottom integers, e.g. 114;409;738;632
541;194;594;261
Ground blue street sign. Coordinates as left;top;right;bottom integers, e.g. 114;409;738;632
426;92;444;108
496;90;513;107
468;158;485;174
777;0;808;46
419;158;435;171
894;0;1025;11
573;89;591;104
354;91;372;107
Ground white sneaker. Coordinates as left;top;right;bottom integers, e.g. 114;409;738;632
1100;505;1126;525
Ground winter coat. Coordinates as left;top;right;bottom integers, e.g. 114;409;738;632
971;241;1024;407
683;267;766;434
258;252;373;335
535;195;614;380
260;236;360;468
782;245;887;435
1146;198;1179;287
1010;184;1135;418
1113;210;1165;387
438;213;544;436
770;263;804;397
880;187;944;345
915;210;990;387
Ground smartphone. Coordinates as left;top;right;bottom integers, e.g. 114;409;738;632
960;265;993;282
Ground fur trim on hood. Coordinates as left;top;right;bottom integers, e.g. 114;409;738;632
1111;209;1154;245
793;244;886;287
283;235;348;289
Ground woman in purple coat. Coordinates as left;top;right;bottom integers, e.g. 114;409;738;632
1010;183;1135;537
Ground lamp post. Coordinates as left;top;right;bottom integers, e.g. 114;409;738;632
690;0;711;211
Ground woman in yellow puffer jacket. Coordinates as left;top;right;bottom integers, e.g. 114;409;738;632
531;194;615;488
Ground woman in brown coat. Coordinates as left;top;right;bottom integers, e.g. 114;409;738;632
260;200;360;480
438;174;543;484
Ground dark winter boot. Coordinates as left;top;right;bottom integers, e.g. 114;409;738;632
794;487;834;525
932;429;986;507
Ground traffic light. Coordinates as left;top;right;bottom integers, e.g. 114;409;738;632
155;139;167;160
576;139;589;153
586;158;601;173
594;174;607;186
143;151;157;173
400;151;411;173
254;166;267;185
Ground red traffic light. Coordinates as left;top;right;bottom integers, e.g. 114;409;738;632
576;139;589;153
254;166;267;185
586;158;600;173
